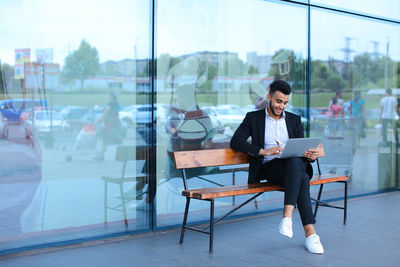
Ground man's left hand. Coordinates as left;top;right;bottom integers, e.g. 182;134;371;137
304;148;319;161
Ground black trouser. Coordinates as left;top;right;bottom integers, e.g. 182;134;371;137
259;157;316;226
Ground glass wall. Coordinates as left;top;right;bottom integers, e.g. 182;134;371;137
0;0;152;252
310;8;400;194
1;0;400;254
155;0;308;227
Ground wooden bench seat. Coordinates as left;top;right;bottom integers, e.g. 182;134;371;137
173;147;348;253
183;174;347;200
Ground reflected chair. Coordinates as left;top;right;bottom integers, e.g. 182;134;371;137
102;145;148;226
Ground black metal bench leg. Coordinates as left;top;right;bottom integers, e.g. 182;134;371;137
314;184;324;219
209;199;214;253
344;181;348;225
180;197;190;244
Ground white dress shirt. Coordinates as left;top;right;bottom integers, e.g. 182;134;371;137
263;108;289;163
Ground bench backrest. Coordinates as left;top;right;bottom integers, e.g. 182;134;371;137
173;145;325;170
173;148;249;169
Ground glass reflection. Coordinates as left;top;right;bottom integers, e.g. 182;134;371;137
156;0;307;227
311;0;400;21
0;0;151;251
311;9;400;192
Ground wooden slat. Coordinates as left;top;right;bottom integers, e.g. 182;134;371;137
182;174;348;200
310;174;348;185
182;183;284;199
173;148;249;169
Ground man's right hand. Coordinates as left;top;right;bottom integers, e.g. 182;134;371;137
258;146;283;156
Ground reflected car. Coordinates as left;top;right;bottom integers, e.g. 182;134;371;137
119;104;169;128
241;104;261;115
201;106;223;131
0;98;48;120
60;106;90;131
202;105;244;129
292;107;328;122
28;110;69;136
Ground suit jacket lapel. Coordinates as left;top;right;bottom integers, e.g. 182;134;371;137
259;109;266;148
285;113;294;138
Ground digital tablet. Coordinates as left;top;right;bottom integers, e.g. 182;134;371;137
279;137;322;158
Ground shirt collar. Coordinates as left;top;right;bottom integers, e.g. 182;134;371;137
265;107;286;120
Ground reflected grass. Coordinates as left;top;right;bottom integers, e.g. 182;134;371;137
4;90;383;110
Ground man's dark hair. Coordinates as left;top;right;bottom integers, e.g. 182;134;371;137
269;80;292;96
386;88;392;95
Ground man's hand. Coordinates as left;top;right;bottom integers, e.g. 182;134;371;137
258;146;283;156
304;148;319;161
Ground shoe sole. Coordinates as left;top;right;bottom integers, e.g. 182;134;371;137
279;229;293;238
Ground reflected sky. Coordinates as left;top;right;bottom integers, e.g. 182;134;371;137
0;0;149;65
0;0;399;67
157;0;307;59
311;7;400;60
311;0;400;21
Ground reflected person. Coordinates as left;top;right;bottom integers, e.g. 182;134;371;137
349;91;365;149
380;89;398;145
94;92;122;161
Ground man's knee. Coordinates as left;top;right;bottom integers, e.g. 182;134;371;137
285;157;307;171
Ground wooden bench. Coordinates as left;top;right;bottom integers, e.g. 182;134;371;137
173;147;348;253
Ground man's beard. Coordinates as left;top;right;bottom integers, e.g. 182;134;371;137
269;100;280;117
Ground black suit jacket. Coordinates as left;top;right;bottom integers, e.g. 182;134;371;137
230;109;313;184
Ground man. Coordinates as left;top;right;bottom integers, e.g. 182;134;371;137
230;80;324;254
94;92;121;161
380;88;398;144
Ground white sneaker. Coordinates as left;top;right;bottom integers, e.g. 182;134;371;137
278;217;293;238
305;234;324;254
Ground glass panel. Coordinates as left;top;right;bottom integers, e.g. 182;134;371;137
156;0;308;227
0;0;151;252
310;8;400;195
311;0;400;21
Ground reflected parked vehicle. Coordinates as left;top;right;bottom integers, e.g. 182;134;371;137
0;98;49;122
202;105;244;129
60;106;90;131
28;110;69;137
201;106;223;131
119;104;169;128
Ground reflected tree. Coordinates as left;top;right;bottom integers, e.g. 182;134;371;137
352;53;396;89
219;56;248;77
61;39;99;90
0;63;21;93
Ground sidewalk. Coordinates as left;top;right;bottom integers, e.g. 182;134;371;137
1;191;400;267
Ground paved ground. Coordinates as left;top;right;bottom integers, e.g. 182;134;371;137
0;190;399;267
